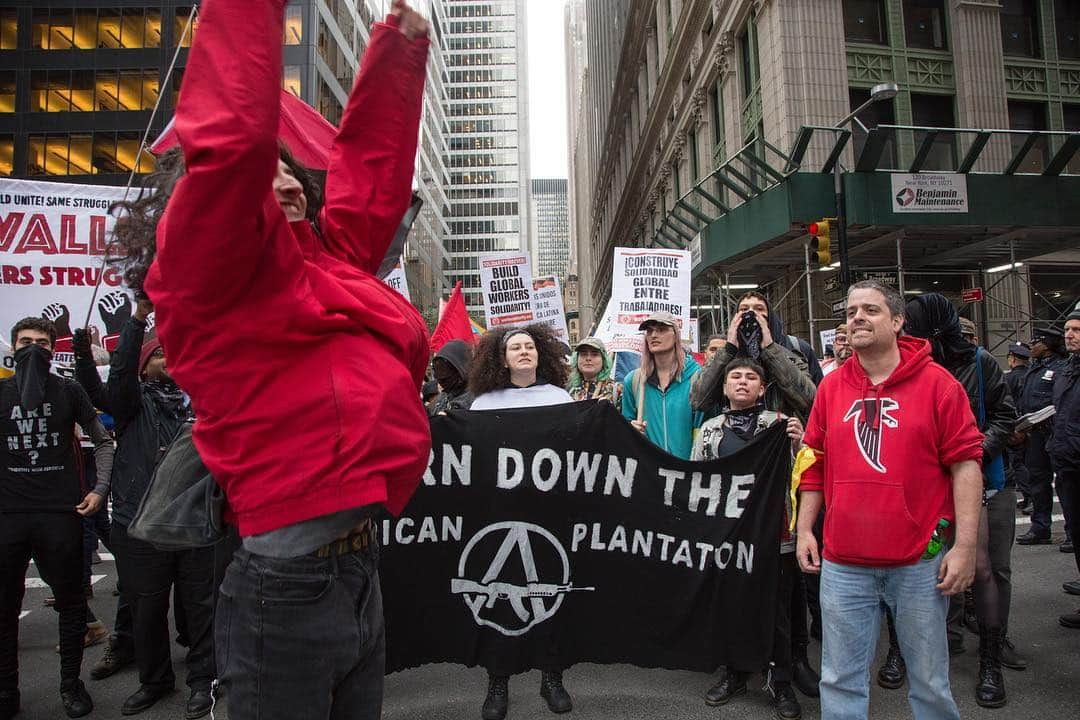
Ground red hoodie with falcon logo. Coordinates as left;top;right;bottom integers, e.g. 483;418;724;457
801;335;984;567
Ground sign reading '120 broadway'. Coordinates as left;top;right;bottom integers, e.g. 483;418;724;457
380;401;788;676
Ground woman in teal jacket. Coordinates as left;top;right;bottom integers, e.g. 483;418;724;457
620;312;704;459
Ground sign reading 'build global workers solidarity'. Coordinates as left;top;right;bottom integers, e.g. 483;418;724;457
380;401;789;676
480;251;535;329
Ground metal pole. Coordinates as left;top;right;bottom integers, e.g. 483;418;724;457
835;165;853;287
896;232;905;295
804;243;816;353
722;272;731;333
1009;237;1021;339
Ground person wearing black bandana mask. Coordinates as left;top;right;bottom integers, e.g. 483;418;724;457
1;317;114;720
428;339;474;415
896;293;1018;707
72;298;214;719
693;358;807;720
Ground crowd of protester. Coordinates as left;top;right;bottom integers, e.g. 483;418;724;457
3;2;1080;720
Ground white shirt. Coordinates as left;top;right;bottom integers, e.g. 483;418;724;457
469;384;574;410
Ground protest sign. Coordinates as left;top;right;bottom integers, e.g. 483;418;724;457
608;248;692;354
479;252;535;329
0;179;133;364
382;257;411;302
382;400;788;675
531;275;569;345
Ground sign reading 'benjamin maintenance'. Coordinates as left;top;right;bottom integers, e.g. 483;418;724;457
891;173;969;213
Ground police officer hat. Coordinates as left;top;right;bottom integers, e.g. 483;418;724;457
1007;342;1030;359
1030;326;1064;343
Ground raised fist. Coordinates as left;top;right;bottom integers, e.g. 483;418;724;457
98;291;132;335
42;303;72;338
71;328;92;360
391;0;429;40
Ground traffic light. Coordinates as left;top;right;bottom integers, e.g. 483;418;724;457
809;219;832;265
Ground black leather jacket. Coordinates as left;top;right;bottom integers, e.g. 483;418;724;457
945;348;1017;467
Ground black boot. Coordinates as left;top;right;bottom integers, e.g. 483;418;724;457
481;674;509;720
976;626;1007;708
60;679;93;719
770;681;802;720
876;642;906;689
704;667;746;706
539;670;572;714
0;690;19;720
963;588;979;634
999;634;1028;671
791;647;820;698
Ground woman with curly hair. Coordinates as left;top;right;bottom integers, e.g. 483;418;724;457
566;337;618;404
467;323;573;719
469;324;572;410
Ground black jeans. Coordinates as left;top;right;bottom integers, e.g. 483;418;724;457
948;489;1016;637
0;513;87;692
110;523;215;691
215;543;384;720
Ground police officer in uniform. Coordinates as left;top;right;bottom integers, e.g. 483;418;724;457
1016;327;1069;546
1004;343;1032;512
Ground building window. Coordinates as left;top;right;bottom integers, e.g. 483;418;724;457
843;0;888;44
0;71;13;113
1;8;16;50
1001;0;1039;58
283;66;301;97
284;5;303;45
0;134;12;176
848;87;897;168
174;7;197;47
1058;0;1080;60
1007;100;1048;173
903;0;948;50
910;93;956;170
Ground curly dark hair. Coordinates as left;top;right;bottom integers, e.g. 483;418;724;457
469;323;569;397
108;143;324;297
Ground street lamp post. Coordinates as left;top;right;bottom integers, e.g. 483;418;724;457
831;82;899;287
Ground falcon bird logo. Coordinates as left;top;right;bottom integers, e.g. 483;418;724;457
843;398;900;473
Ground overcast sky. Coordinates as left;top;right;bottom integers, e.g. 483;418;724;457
526;0;569;179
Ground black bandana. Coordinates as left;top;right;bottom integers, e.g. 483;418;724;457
14;344;52;412
727;404;765;441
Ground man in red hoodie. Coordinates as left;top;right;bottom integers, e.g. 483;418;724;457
795;280;983;720
141;1;432;719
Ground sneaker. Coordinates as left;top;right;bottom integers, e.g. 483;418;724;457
1060;539;1074;554
1000;636;1027;670
1063;579;1080;596
1060;609;1080;629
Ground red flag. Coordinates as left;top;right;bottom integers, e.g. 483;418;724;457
430;282;477;353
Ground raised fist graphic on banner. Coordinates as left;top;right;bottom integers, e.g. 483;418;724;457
41;303;73;338
98;291;133;335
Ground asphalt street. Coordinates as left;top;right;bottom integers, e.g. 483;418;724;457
12;509;1080;720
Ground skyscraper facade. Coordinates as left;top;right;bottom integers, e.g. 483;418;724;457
442;0;530;316
529;177;569;280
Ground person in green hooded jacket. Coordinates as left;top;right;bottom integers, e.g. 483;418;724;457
620;311;704;460
567;337;619;404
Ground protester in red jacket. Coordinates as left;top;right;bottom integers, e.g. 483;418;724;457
795;280;983;720
140;1;432;718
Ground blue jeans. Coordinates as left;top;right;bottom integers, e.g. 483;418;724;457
214;541;384;720
819;558;959;720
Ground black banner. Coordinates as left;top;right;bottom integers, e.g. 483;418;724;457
381;400;789;675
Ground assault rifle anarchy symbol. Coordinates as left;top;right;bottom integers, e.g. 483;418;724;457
453;521;595;636
450;579;595;622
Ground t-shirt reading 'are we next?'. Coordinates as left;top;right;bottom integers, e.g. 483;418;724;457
1;375;112;512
